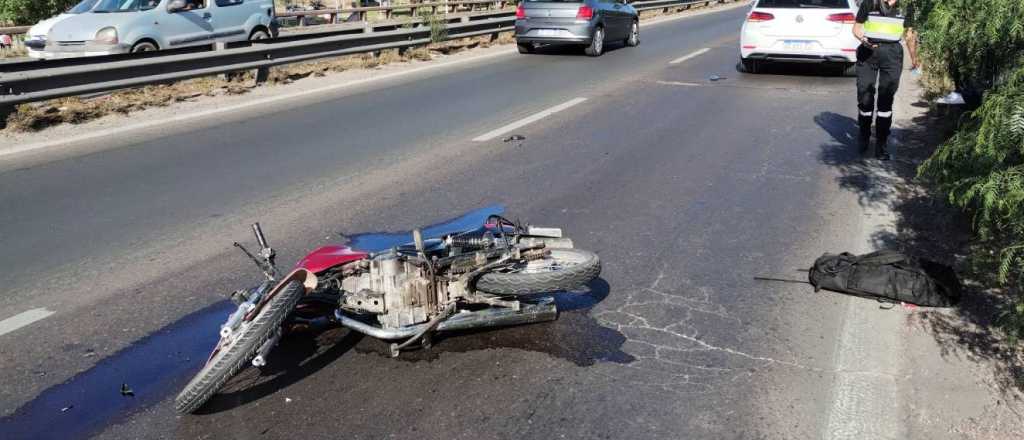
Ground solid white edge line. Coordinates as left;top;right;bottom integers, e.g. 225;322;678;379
0;308;56;337
669;47;711;65
471;97;588;142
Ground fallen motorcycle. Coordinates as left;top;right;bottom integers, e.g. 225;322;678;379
175;216;601;413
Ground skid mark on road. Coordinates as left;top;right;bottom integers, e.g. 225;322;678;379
0;308;55;337
0;301;233;440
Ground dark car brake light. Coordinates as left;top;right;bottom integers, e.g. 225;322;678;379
516;3;525;19
577;5;594;20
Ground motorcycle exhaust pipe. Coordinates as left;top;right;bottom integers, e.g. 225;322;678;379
252;329;282;368
333;299;558;340
220;301;256;338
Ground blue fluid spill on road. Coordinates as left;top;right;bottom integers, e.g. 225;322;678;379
0;300;234;440
346;204;505;252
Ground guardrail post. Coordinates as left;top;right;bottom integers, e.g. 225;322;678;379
0;103;13;130
254;65;270;86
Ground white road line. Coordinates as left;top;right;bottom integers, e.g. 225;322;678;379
0;308;55;337
669;47;711;65
657;80;704;87
471;97;588;142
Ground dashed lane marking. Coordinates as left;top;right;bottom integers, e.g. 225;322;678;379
0;308;55;337
471;97;588;142
669;47;711;65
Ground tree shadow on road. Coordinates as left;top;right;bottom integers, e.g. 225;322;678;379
813;106;1024;395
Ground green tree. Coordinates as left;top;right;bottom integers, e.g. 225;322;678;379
0;0;81;25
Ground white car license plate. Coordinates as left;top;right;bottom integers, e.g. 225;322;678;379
783;40;814;51
537;29;559;37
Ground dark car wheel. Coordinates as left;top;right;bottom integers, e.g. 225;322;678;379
741;58;761;74
584;26;604;57
518;42;534;54
625;21;639;47
131;41;158;53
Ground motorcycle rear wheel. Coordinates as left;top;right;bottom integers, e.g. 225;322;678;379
174;280;304;414
475;248;601;296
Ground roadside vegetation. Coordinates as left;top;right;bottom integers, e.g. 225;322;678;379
913;0;1024;340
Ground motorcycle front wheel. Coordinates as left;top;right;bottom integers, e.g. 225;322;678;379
475;248;601;296
174;280;304;414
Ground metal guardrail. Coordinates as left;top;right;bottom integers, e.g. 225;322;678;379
0;2;510;36
0;17;513;107
280;1;512;24
0;0;738;111
634;0;715;11
0;10;514;73
0;26;29;36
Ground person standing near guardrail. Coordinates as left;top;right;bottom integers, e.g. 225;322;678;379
0;34;11;49
852;0;918;161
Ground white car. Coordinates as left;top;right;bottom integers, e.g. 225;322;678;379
26;0;277;60
739;0;861;74
24;0;102;58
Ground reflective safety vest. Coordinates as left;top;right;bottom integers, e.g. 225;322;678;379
863;15;905;42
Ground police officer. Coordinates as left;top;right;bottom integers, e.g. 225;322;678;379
852;0;918;160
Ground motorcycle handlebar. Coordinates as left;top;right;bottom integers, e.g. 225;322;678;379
251;223;269;250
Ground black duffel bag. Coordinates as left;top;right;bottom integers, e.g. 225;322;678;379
808;250;961;307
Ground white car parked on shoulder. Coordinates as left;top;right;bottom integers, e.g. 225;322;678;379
739;0;861;74
26;0;277;59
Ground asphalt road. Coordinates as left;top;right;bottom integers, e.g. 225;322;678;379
0;3;886;439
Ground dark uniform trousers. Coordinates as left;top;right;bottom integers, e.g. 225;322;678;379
856;41;903;154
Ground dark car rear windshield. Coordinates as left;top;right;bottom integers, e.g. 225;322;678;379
756;0;849;7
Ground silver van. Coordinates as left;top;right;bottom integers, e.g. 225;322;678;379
26;0;277;59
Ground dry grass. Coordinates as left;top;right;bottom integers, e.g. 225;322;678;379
6;76;249;132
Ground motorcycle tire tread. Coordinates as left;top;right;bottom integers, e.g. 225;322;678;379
174;280;304;414
475;249;601;296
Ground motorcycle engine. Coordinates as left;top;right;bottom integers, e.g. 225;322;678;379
340;256;439;329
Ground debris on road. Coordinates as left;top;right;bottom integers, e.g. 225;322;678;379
60;405;73;412
709;75;725;82
120;383;134;397
503;134;526;142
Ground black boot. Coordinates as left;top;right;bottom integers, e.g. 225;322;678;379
875;138;891;161
858;114;873;154
875;114;892;160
